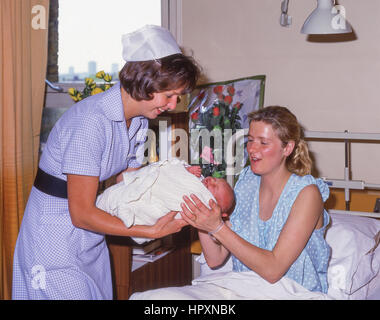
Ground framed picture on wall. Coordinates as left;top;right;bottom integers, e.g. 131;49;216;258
187;75;266;184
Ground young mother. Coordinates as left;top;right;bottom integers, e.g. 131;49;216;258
12;25;200;300
182;106;331;293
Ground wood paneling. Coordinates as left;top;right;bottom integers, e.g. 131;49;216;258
325;189;380;213
106;227;192;300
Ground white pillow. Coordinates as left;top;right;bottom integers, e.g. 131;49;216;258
326;213;380;299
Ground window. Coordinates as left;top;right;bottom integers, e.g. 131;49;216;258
43;1;183;158
46;0;182;83
57;0;162;82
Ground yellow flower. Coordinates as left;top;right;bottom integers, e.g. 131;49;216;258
68;87;77;96
91;87;104;95
104;74;112;82
68;71;113;103
96;71;105;79
85;78;94;86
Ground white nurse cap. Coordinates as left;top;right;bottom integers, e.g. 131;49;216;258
122;25;182;62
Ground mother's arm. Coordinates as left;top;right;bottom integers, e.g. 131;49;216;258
182;184;323;283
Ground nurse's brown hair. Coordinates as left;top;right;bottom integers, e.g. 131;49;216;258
119;53;200;101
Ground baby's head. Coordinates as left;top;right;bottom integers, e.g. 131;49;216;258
202;176;235;215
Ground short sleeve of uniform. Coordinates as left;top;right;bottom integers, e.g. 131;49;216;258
60;115;106;177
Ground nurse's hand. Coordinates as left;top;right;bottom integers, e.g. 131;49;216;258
150;211;189;238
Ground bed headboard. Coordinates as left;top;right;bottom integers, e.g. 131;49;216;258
303;130;380;219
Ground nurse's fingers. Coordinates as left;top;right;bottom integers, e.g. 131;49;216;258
161;210;179;220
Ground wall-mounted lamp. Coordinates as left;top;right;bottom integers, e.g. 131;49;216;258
301;0;352;34
280;0;292;27
280;0;353;35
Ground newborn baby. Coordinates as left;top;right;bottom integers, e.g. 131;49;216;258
96;158;234;244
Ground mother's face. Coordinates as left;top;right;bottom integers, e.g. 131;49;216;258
246;121;294;175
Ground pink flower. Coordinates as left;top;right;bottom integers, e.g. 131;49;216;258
200;146;217;164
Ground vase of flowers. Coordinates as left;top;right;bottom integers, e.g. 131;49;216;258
189;84;243;178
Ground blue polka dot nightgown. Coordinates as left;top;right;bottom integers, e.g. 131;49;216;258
230;167;331;293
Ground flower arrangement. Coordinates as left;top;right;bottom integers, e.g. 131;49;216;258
190;84;243;178
68;71;114;102
191;85;242;131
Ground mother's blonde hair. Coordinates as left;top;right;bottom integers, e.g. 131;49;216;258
248;106;312;176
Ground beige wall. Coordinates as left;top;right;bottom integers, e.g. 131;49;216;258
181;0;380;185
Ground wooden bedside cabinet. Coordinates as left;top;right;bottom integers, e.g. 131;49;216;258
106;226;192;300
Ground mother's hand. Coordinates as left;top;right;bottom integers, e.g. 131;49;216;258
180;194;223;233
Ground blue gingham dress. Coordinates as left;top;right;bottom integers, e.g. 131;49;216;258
230;167;331;293
12;83;148;300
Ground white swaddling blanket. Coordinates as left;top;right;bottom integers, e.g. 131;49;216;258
96;158;215;244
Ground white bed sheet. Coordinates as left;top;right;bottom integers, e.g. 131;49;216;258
130;252;379;300
130;270;332;300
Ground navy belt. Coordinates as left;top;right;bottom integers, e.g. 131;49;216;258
33;167;68;199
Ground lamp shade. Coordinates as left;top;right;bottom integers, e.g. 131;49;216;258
301;0;352;34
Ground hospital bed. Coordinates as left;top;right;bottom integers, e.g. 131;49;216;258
197;130;380;300
191;211;380;300
132;130;380;300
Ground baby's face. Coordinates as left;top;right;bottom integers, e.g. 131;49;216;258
202;177;234;213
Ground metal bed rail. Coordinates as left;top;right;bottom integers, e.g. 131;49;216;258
304;130;380;217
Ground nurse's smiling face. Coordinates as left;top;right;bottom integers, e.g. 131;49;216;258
139;87;184;119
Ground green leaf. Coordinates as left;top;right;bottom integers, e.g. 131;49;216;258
224;119;231;129
212;170;226;178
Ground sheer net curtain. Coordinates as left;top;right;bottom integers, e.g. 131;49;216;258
0;0;49;299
